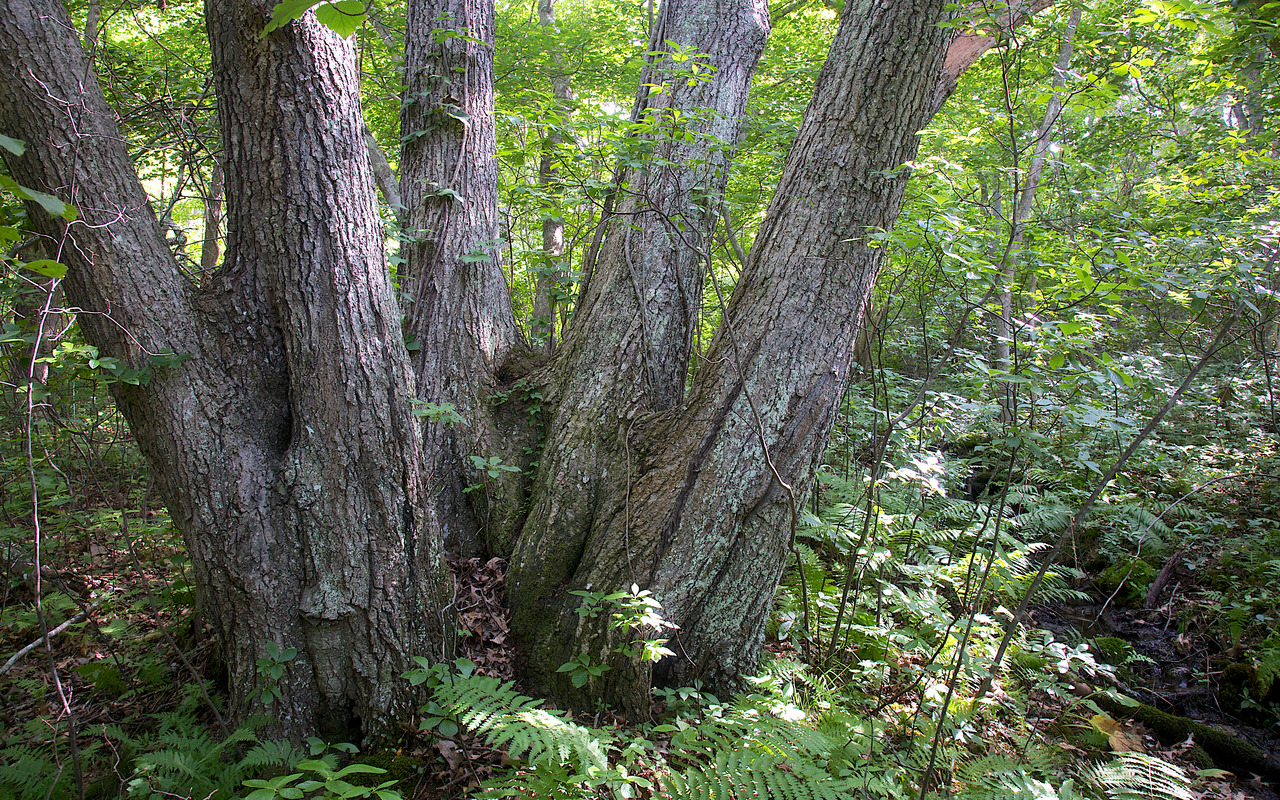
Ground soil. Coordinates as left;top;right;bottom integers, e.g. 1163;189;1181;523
1033;602;1280;799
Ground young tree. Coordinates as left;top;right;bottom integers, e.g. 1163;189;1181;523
0;0;1054;738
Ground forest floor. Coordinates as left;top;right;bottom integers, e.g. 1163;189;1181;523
3;430;1280;798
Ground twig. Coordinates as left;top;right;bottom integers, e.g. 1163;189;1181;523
0;599;103;675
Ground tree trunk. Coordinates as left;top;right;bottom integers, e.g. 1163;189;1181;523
509;0;952;711
2;0;1053;733
507;0;770;706
401;0;527;557
0;0;451;743
200;161;223;273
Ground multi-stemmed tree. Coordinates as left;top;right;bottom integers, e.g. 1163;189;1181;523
0;0;1050;740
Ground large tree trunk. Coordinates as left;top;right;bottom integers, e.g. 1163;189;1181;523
508;0;770;652
508;0;952;711
401;0;527;557
3;0;1053;735
0;0;451;742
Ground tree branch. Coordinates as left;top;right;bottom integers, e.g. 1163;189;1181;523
933;0;1060;116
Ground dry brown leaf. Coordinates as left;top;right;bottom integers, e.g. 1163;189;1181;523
1091;713;1146;753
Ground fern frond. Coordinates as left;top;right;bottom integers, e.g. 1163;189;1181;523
241;739;298;769
663;747;852;800
1254;635;1280;692
660;700;858;800
435;674;612;773
1081;752;1193;800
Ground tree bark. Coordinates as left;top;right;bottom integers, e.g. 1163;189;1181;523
1;0;1057;731
365;124;403;215
0;0;451;742
200;161;223;273
401;0;528;557
508;0;770;705
509;0;953;711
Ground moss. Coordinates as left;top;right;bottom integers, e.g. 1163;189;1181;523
349;750;423;788
1096;560;1156;604
1094;694;1277;779
1091;636;1130;665
1219;662;1258;713
1186;744;1216;771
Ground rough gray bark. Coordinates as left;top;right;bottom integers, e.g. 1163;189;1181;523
0;0;451;742
508;0;953;709
507;0;770;705
200;161;223;273
401;0;527;557
2;0;1055;730
364;124;403;215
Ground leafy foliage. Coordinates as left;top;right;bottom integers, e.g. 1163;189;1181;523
434;673;613;775
1079;752;1195;800
107;713;292;798
430;669;862;800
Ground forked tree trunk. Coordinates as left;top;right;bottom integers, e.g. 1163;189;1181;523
508;0;769;605
508;0;952;710
3;0;1052;731
0;0;451;742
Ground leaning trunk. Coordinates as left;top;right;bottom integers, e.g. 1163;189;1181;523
510;0;952;710
508;0;770;669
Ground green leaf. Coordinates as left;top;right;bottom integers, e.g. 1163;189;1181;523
0;175;77;221
264;0;322;35
21;259;67;280
334;763;388;776
0;134;25;155
314;1;366;37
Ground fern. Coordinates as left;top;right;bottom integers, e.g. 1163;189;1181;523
1080;752;1193;800
436;675;860;800
934;497;981;527
659;703;859;800
0;743;85;800
663;748;849;800
107;712;293;799
954;750;1074;800
241;738;301;770
1255;634;1280;693
434;674;612;774
956;766;1075;800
